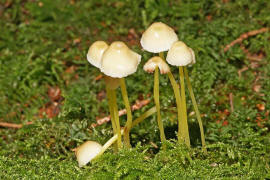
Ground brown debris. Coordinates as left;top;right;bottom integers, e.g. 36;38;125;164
256;104;265;111
95;74;103;81
240;45;265;61
0;122;33;129
48;86;62;102
96;90;106;101
39;86;63;119
224;27;269;52
91;99;151;128
237;66;248;78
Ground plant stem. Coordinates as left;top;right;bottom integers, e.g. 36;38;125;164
110;88;122;149
167;71;183;142
159;52;183;143
179;66;190;147
154;66;166;149
106;86;118;152
120;78;132;148
184;67;207;154
94;107;157;160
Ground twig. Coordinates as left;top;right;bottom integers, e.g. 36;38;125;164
0;122;33;129
91;99;150;128
224;27;269;52
237;66;248;78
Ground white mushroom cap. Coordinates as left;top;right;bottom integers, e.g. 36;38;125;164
143;56;170;74
87;41;109;68
140;22;178;53
166;41;195;66
100;41;141;78
75;141;102;167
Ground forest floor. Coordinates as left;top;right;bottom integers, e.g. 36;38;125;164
0;0;269;179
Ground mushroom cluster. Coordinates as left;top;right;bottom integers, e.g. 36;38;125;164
141;22;206;152
75;21;206;167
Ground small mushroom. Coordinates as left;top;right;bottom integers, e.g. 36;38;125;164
87;41;109;68
143;56;170;148
75;107;157;167
143;56;170;74
141;22;178;53
140;22;184;148
101;41;141;148
75;141;102;167
166;41;206;152
86;41;119;150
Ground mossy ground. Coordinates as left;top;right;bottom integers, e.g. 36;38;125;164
0;0;270;179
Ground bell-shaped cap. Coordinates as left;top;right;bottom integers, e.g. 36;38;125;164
143;56;170;74
75;141;102;167
166;41;195;66
100;41;141;78
140;22;178;53
87;41;109;68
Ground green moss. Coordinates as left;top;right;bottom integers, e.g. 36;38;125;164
0;0;270;178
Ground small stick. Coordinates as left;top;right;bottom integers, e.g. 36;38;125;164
0;122;33;129
92;99;150;127
224;27;269;52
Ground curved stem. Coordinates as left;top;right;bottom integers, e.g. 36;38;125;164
159;52;184;144
94;107;157;160
120;78;132;148
111;89;122;149
154;67;166;149
106;86;118;152
167;71;183;143
184;67;207;154
179;66;190;147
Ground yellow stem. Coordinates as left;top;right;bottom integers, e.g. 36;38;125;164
154;67;166;149
184;67;207;154
120;78;132;148
94;107;157;160
179;66;190;147
106;86;118;152
167;71;183;143
159;52;183;143
110;89;122;149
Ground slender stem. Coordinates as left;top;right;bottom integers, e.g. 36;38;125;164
110;89;122;149
184;67;207;154
154;67;166;149
106;86;118;151
179;66;190;147
120;78;132;148
94;107;157;160
159;52;184;143
167;71;183;143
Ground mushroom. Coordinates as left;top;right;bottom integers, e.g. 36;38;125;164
75;141;102;167
87;41;109;68
166;41;206;152
140;22;184;146
143;56;170;148
87;41;118;151
100;41;141;148
75;106;157;167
